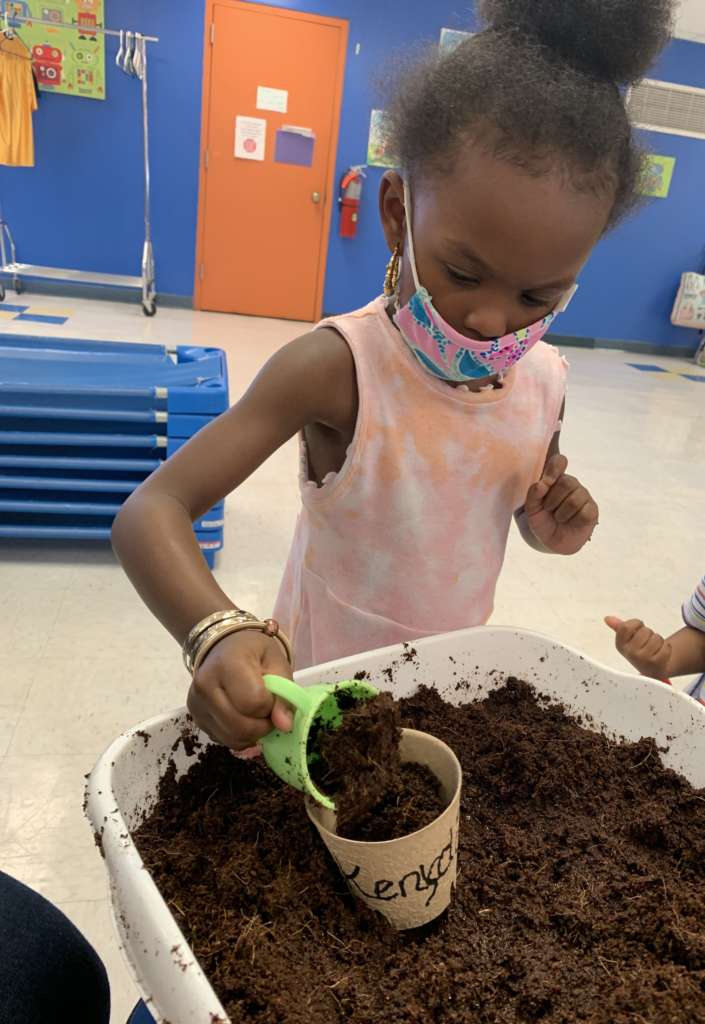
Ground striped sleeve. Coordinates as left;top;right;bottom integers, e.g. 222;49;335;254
683;574;705;632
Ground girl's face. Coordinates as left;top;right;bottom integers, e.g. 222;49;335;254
380;147;612;340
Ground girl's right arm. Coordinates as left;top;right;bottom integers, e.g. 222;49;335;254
112;328;356;749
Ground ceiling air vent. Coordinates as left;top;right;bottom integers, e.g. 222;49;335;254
627;78;705;140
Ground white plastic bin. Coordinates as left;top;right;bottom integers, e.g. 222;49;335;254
85;626;705;1024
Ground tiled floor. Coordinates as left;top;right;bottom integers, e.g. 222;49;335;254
1;292;704;1022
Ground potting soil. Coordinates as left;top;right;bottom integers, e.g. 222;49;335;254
310;691;446;840
134;679;705;1023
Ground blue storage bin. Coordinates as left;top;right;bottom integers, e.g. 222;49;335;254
0;385;168;416
0;493;223;525
0;431;167;449
0;336;229;564
0;402;167;423
0;335;169;359
168;413;215;438
197;527;224;570
0;455;162;475
0;336;228;393
0;497;122;516
0;474;144;493
0;523;112;540
195;506;225;531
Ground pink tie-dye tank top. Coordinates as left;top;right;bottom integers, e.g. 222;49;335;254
274;296;567;670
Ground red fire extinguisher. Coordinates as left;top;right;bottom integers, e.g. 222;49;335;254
338;165;366;239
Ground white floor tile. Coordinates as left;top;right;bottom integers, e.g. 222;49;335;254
0;717;17;756
0;587;67;659
43;591;175;662
0;542;84;591
0;754;106;902
0;659;36;715
10;656;185;756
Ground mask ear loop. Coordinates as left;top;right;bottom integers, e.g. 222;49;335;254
402;179;423;294
554;283;579;313
394;179;424;313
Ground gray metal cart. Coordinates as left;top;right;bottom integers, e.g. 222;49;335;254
0;14;158;315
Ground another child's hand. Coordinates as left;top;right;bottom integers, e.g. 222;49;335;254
187;630;294;750
525;455;598;555
604;616;672;680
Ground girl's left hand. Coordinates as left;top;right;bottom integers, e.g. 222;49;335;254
525;454;598;555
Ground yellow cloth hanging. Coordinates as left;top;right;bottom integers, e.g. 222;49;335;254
0;36;37;167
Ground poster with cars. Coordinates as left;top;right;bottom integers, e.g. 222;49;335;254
3;0;106;99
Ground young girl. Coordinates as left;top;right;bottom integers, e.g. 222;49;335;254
113;0;675;751
606;575;705;703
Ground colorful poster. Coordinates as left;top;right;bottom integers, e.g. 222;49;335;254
367;109;396;169
641;154;676;198
2;0;106;100
439;28;473;53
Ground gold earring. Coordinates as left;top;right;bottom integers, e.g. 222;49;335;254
384;242;402;297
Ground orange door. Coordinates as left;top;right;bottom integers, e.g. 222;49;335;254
195;1;348;321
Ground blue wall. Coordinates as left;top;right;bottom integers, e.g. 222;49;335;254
1;0;702;352
0;0;205;297
558;40;705;350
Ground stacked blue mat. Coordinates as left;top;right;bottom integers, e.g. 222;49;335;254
0;335;229;567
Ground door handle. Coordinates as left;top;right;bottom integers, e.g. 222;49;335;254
311;191;321;204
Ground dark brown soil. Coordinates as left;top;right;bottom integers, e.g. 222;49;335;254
309;692;445;840
134;679;705;1024
338;761;445;841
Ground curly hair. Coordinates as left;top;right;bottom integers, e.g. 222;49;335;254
385;0;676;228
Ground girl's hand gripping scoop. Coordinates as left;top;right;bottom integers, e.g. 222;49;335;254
260;675;378;810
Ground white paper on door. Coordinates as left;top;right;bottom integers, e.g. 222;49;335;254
256;86;288;113
234;116;267;161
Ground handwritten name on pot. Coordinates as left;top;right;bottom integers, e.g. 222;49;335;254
336;829;455;908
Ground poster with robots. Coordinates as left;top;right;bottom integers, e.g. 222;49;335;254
3;0;105;99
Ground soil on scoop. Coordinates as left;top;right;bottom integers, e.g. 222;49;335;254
133;679;705;1024
309;692;446;840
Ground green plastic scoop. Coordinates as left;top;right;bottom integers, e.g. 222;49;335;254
260;674;378;810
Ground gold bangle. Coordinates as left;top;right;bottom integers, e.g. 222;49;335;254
190;619;293;675
259;618;293;667
182;609;257;673
184;607;243;654
183;610;255;673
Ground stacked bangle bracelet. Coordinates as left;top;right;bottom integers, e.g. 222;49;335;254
182;609;293;675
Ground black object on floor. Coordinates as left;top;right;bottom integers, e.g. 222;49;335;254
0;870;110;1024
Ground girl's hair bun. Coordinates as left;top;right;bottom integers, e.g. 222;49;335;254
477;0;675;85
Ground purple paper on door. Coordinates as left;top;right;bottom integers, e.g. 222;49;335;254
275;128;315;167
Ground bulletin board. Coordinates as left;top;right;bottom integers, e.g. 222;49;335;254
3;0;106;100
